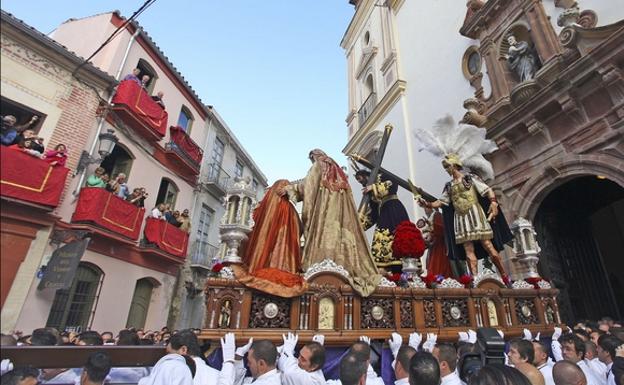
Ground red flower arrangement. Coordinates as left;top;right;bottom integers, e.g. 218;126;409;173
392;220;426;258
387;272;402;283
211;263;224;273
458;274;473;288
423;272;444;288
525;277;542;289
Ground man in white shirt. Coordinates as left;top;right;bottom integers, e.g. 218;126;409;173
326;336;384;385
151;203;165;219
597;334;623;385
533;340;555;385
337;353;367;385
407;351;441;385
278;333;326;385
432;343;464;385
552;360;588;385
138;332;193;385
585;341;608;381
224;336;281;385
554;332;604;385
387;332;416;385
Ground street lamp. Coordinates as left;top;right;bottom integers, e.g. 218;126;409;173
75;129;119;175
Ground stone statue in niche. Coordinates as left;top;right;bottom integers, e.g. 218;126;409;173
219;299;232;328
506;35;538;82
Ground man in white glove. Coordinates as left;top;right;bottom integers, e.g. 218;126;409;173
467;330;477;344
278;333;326;385
228;337;281;385
558;333;603;385
551;327;564;362
393;346;417;385
422;333;438;353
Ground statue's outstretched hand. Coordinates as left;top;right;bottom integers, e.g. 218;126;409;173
487;201;499;222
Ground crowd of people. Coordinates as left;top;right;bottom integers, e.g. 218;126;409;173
1;114;68;167
1;316;623;385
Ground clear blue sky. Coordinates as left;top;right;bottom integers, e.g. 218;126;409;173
1;0;355;184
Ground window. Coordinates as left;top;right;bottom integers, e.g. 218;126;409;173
177;106;194;133
46;263;103;331
126;278;156;329
156;178;179;208
235;159;244;178
252;179;259;191
363;31;371;46
208;138;225;179
136;59;158;94
99;142;134;180
1;96;45;135
364;73;374;97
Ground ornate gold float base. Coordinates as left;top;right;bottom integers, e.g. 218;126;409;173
199;272;561;345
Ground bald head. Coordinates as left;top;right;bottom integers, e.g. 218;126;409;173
552;360;587;385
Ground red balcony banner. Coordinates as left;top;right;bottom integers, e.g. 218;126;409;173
112;80;168;137
144;217;189;258
72;187;145;240
170;126;203;165
0;149;69;207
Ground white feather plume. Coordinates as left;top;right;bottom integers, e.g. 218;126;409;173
413;114;498;180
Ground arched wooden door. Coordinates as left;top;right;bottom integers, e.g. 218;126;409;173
126;278;154;329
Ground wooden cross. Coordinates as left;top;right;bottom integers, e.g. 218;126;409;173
349;153;437;202
356;124;393;215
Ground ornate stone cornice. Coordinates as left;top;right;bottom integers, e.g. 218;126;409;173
342;79;406;155
341;0;376;50
356;46;379;80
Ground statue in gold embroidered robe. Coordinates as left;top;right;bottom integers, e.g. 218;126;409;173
282;149;381;297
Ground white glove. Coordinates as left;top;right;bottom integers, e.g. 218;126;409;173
552;327;562;341
458;331;469;343
312;334;325;346
1;359;14;376
221;332;236;362
497;330;504;339
277;345;284;356
282;332;298;355
359;335;371;345
389;332;403;358
523;328;533;341
409;332;423;350
235;337;254;357
534;332;541;341
467;329;477;344
422;333;437;353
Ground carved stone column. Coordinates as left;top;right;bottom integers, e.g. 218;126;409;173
523;0;562;63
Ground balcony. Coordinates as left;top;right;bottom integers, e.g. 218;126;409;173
190;241;219;269
200;163;231;196
71;187;145;240
110;80;168;142
143;217;189;260
358;92;377;127
0;149;69;209
164;126;203;176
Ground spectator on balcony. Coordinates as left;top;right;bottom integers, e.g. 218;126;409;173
128;187;149;208
43;144;68;167
122;68;142;86
167;210;182;227
163;204;174;222
8;137;45;159
151;91;166;109
108;173;130;199
141;75;151;90
86;167;107;188
179;209;192;233
1;114;38;146
151;203;166;220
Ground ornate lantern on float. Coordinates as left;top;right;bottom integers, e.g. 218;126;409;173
219;176;257;264
510;217;541;279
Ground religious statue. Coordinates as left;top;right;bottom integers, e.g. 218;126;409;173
506;35;538;82
413;116;513;282
219;299;232;328
231;179;307;297
281;149;382;297
417;208;452;277
355;170;410;271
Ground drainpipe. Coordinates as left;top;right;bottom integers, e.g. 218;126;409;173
73;28;141;195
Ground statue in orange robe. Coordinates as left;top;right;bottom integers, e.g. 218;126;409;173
232;179;307;297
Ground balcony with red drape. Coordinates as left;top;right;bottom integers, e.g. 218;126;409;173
143;217;189;259
0;149;69;208
110;80;168;141
165;126;203;176
71;187;145;240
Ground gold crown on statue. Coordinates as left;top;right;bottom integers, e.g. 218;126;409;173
443;153;463;168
